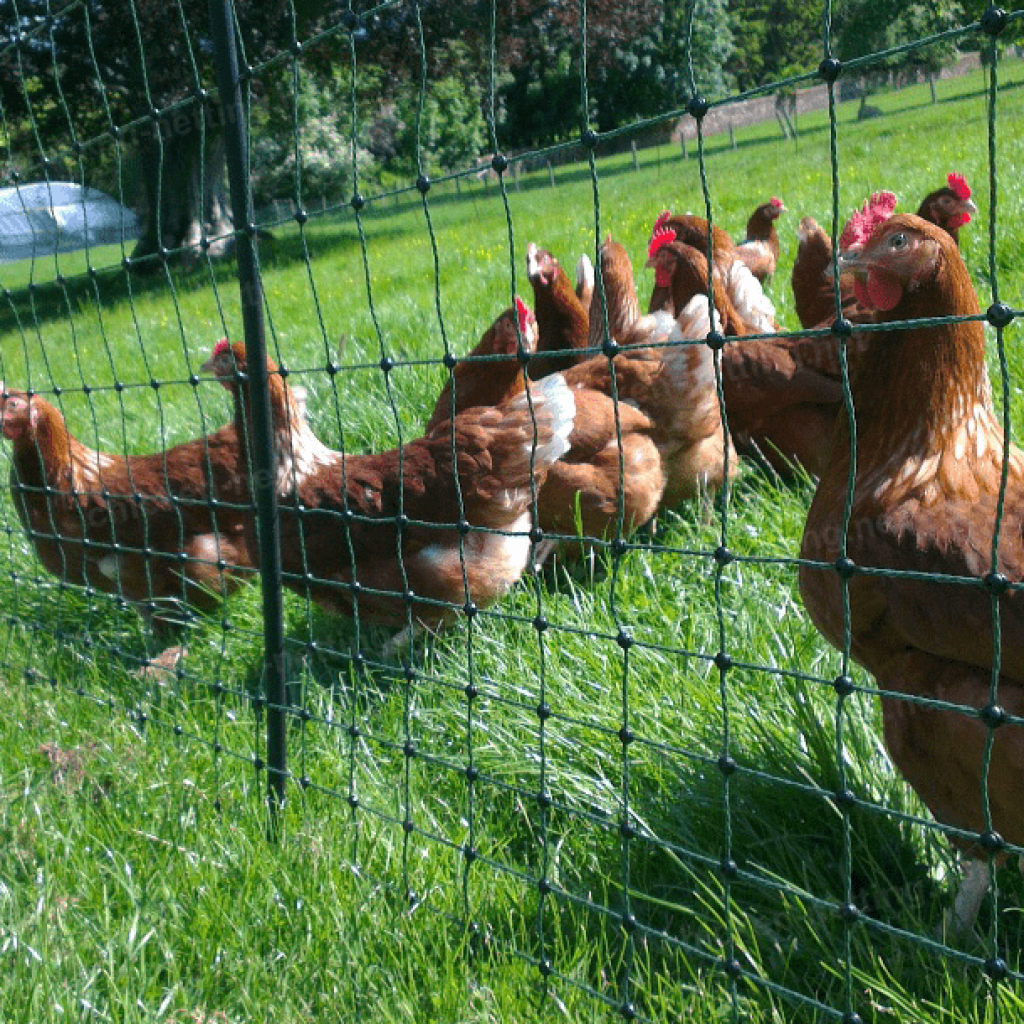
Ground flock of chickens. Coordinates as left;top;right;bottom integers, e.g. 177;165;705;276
3;169;1022;935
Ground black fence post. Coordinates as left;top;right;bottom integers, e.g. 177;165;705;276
207;0;288;834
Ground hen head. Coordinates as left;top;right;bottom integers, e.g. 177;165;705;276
763;196;786;219
525;243;560;288
919;172;977;233
201;338;245;388
487;297;537;355
201;338;280;391
646;227;679;288
0;385;33;442
646;230;711;297
837;214;946;312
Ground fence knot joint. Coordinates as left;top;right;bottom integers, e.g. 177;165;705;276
687;95;709;120
981;7;1008;36
987;302;1014;328
979;828;1005;852
984;957;1009;981
819;57;843;83
834;556;857;579
984;570;1009;594
980;702;1007;728
833;673;855;696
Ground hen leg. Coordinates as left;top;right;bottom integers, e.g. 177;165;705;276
944;858;991;939
877;650;1024;938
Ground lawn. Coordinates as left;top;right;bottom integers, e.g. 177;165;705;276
2;59;1024;1023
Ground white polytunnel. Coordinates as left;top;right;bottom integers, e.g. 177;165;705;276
0;181;139;262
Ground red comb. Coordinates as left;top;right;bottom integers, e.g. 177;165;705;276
839;190;898;250
514;295;531;333
948;172;971;200
648;226;676;260
770;196;784;207
652;210;672;237
212;337;231;356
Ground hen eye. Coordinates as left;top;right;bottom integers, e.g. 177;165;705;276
888;233;908;250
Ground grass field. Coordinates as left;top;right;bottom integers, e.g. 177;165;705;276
2;60;1024;1023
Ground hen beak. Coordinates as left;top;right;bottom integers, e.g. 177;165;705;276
964;198;979;217
199;355;223;375
830;248;866;280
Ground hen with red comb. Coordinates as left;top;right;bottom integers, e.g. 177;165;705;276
206;337;576;638
424;300;537;432
1;348;267;665
649;209;736;279
525;244;590;378
917;171;977;243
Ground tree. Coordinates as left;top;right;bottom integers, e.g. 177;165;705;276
368;0;664;150
831;0;966;101
729;0;822;92
394;42;489;177
0;0;301;264
249;65;382;208
659;0;737;103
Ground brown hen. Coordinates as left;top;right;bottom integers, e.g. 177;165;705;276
647;234;839;479
424;298;534;432
793;176;976;333
525;243;589;378
916;171;977;246
799;213;1024;934
204;340;574;634
563;301;736;508
651;208;737;281
735;196;786;282
586;236;642;352
0;384;254;640
533;386;663;560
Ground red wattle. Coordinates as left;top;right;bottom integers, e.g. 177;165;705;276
865;268;903;311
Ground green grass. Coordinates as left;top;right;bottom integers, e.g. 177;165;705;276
3;64;1024;1022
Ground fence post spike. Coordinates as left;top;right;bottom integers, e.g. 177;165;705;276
207;0;289;839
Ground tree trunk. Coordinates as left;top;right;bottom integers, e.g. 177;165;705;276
131;107;235;266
